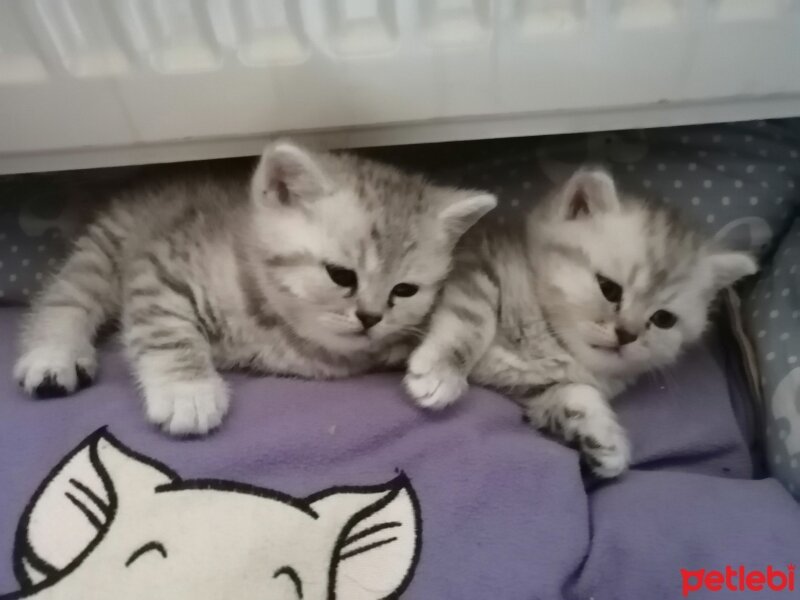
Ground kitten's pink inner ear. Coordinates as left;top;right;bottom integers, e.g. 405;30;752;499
568;189;590;219
270;169;291;205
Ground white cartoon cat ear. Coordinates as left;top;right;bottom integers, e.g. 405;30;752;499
252;140;331;206
558;167;620;220
14;430;176;588
310;475;421;600
437;188;497;238
701;250;758;289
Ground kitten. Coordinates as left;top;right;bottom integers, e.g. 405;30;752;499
405;168;756;478
15;141;496;435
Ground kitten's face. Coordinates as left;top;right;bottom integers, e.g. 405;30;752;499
249;142;495;351
534;169;756;378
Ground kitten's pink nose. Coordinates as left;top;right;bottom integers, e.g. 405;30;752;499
357;311;382;330
615;327;638;346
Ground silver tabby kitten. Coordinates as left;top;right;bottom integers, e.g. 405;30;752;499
405;167;756;478
15;141;496;435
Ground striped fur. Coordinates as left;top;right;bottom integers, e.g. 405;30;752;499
406;168;757;478
15;141;496;435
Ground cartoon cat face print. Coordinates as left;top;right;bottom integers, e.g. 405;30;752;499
1;430;421;600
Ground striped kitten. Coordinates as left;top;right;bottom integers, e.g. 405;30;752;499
405;168;756;478
15;141;496;435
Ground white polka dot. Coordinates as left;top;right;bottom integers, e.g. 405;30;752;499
712;134;721;143
22;289;29;296
509;168;518;176
522;181;532;190
681;135;690;143
691;196;701;205
657;163;666;171
782;288;790;297
0;261;3;269
794;311;800;319
767;351;776;361
790;150;798;158
790;265;797;274
497;216;506;225
746;165;755;173
721;196;730;205
716;164;726;172
790;356;798;365
765;292;772;300
757;330;766;338
674;180;683;189
626;164;635;172
510;198;520;207
780;332;790;341
788;181;795;189
47;258;56;266
37;245;45;252
21;259;30;267
753;309;760;318
745;135;754;143
643;179;652;188
706;214;715;224
35;273;43;281
778;165;786;173
688;162;697;171
11;246;18;253
775;454;783;464
759;149;768;158
750;196;759;205
770;309;779;319
663;197;672;204
698;150;708;157
734;180;744;189
9;274;16;282
775;268;782;276
777;196;785;205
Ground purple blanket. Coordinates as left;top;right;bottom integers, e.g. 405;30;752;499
0;306;798;599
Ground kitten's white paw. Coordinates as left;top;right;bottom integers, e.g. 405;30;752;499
144;376;230;436
404;364;468;410
526;383;631;478
575;415;631;479
14;343;97;399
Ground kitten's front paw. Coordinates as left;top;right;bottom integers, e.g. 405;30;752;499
14;343;97;399
144;376;230;436
576;418;631;479
404;362;468;410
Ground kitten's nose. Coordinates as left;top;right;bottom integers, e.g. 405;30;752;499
356;311;382;330
616;327;638;346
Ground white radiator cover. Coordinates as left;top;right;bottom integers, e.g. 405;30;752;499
1;0;799;174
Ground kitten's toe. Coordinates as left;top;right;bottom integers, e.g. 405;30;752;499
144;376;230;436
404;367;468;410
14;345;97;399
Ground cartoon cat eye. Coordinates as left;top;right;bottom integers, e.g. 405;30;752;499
125;541;167;567
596;274;623;304
273;565;303;598
325;264;358;288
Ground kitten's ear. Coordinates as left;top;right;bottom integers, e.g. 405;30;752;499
557;168;620;220
13;430;176;587
310;475;421;600
252;140;331;206
436;188;497;238
702;250;758;289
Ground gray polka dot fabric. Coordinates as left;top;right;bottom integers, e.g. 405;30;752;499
744;217;800;499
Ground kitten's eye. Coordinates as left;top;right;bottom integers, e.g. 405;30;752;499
326;264;357;288
274;566;304;598
596;275;622;304
391;283;419;298
125;541;167;567
650;310;678;329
